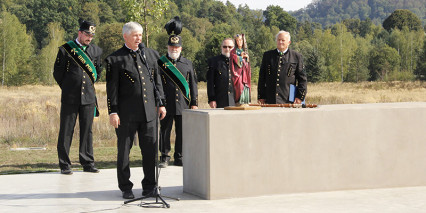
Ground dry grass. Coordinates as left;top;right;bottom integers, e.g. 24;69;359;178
306;81;426;104
1;81;426;173
2;81;426;148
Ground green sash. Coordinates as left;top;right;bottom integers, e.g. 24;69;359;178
62;40;99;117
158;55;190;103
63;41;98;82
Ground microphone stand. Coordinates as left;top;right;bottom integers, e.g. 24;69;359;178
124;44;180;208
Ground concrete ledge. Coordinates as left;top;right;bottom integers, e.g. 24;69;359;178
183;102;426;199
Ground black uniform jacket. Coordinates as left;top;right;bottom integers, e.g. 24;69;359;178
105;45;165;123
258;48;307;104
53;42;102;105
206;54;235;108
158;55;198;115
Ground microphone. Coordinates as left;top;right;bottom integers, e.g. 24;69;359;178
137;43;164;107
138;43;147;63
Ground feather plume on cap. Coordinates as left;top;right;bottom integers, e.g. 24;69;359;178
164;16;182;35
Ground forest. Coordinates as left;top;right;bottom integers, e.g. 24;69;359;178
0;0;425;86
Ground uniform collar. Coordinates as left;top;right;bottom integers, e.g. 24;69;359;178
124;43;139;52
167;54;181;63
75;39;88;50
277;48;288;55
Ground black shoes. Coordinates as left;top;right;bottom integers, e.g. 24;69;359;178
60;169;73;175
122;190;135;199
60;166;98;174
83;166;100;173
173;159;183;166
158;160;168;168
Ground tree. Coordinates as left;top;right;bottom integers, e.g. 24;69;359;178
36;22;65;85
342;18;361;35
180;12;213;42
414;39;426;80
98;2;117;24
10;0;80;48
294;40;324;83
346;36;372;82
79;2;100;27
359;18;373;37
208;1;231;24
97;22;124;62
0;11;34;86
121;0;169;47
369;43;400;81
264;5;297;33
383;9;422;32
193;25;229;81
311;28;340;82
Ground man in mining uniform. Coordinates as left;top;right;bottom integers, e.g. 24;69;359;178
53;20;102;175
157;34;198;168
258;30;307;104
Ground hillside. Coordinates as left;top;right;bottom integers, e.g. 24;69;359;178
291;0;426;27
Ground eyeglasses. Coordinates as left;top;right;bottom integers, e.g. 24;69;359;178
222;46;234;49
83;31;94;38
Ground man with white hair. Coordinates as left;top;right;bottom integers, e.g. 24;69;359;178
258;31;307;104
206;38;236;108
157;34;198;168
105;22;166;199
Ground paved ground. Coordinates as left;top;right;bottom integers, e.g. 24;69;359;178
1;167;426;213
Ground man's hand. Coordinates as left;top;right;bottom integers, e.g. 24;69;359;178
209;101;217;108
191;105;198;110
294;98;302;104
158;106;167;120
258;99;266;104
109;114;120;129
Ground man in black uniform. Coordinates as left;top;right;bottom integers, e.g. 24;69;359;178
53;20;102;175
258;31;307;104
158;35;198;168
105;22;166;199
206;38;235;108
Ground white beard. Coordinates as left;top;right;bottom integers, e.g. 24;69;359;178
222;52;230;58
168;51;181;60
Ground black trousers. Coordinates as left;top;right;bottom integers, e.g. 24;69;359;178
159;114;182;161
116;120;156;192
57;103;95;170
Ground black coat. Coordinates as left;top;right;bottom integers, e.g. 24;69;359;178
206;54;235;108
53;42;102;105
258;49;307;104
158;55;198;115
105;45;165;123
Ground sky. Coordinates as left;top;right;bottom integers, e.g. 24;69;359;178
218;0;314;11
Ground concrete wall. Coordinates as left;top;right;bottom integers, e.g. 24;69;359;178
182;102;426;199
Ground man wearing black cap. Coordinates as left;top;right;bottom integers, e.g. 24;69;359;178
158;34;198;168
53;20;102;175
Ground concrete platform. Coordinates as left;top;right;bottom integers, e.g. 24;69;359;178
183;103;426;199
1;167;426;212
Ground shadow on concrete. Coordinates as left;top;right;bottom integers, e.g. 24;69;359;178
0;186;203;202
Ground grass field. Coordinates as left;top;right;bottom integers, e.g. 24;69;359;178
2;81;426;174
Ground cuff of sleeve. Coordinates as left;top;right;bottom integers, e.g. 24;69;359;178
108;105;118;114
